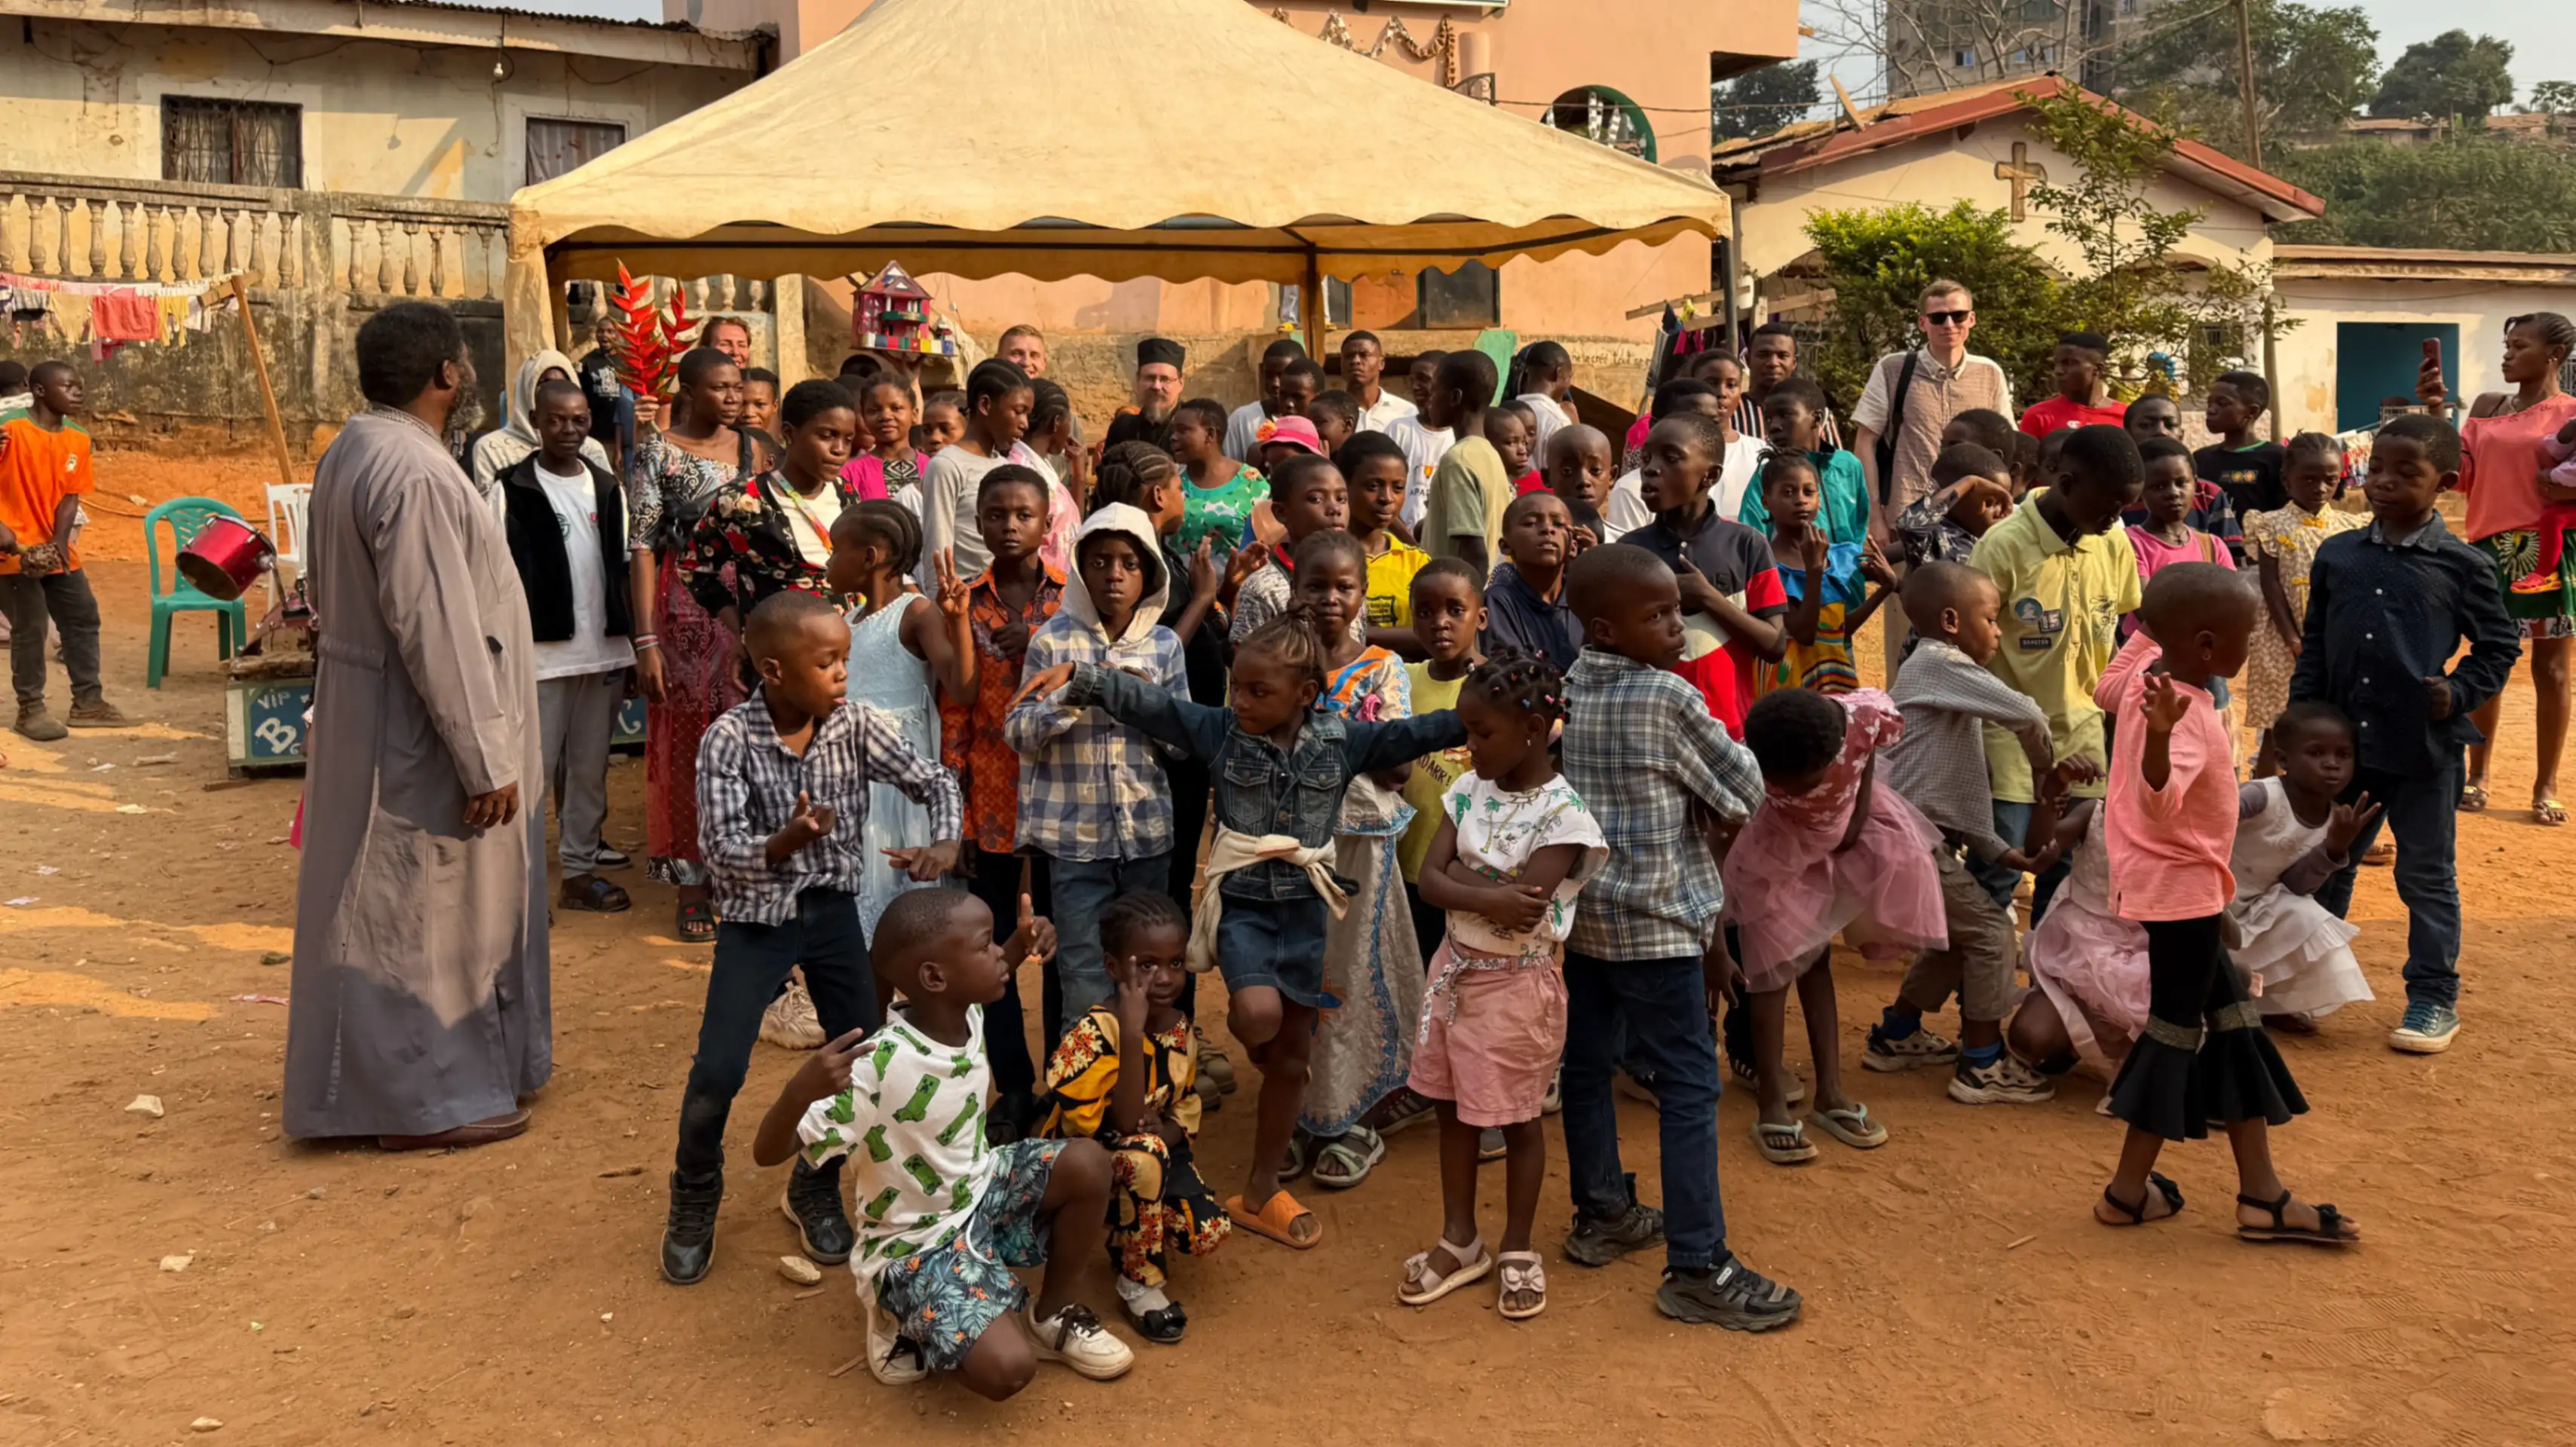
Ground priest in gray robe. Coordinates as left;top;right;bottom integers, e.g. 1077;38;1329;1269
284;301;551;1150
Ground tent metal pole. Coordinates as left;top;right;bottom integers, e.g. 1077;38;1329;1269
1300;246;1325;356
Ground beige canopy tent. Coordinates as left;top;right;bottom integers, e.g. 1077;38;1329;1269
503;0;1729;366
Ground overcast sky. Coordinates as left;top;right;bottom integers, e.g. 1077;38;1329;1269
538;0;2574;99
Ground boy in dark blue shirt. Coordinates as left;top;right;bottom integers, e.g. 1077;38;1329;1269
2292;414;2519;1055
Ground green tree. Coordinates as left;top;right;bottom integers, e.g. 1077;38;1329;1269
2369;31;2516;124
1800;201;2069;408
2021;88;2202;356
1712;62;1821;143
2529;81;2576;116
2109;0;2377;158
2274;139;2576;252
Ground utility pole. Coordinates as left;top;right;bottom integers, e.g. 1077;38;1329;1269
2230;0;2265;169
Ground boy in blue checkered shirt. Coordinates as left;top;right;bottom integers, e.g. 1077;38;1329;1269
1005;503;1189;1054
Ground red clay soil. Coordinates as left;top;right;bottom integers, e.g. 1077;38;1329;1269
1;456;2567;1444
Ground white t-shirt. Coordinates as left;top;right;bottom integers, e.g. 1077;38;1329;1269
1385;414;1455;531
1441;771;1609;959
529;460;636;683
774;480;847;570
798;1005;997;1289
1222;399;1272;464
1603;432;1763;537
1354;388;1418;433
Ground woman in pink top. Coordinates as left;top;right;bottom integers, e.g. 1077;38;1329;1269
2418;313;2576;825
2090;564;2357;1247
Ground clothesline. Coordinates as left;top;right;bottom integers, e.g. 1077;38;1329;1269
1;270;244;299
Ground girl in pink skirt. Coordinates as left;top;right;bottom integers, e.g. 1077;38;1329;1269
1723;687;1946;1164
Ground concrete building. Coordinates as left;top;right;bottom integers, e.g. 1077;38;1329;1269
672;0;1800;418
1714;78;2322;321
2270;246;2576;436
0;0;761;440
1881;0;2185;102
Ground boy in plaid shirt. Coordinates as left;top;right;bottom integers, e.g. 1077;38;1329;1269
1005;503;1188;1054
1554;543;1802;1334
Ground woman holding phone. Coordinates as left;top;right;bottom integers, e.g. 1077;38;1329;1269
2418;316;2576;827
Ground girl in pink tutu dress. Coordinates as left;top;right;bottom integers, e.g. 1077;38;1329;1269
2012;800;2151;1084
1723;687;1947;1164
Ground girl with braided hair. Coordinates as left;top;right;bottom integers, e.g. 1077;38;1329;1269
1399;647;1607;1321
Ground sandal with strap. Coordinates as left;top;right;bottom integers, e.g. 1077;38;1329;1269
1310;1124;1386;1190
1753;1118;1818;1165
2457;782;2489;813
676;898;716;944
1496;1251;1548;1321
1398;1235;1491;1306
561;874;631;913
2237;1189;2357;1247
2536;797;2568;828
2099;1172;2184;1225
1808;1102;1888;1149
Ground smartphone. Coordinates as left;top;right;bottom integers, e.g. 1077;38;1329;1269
2423;337;2442;366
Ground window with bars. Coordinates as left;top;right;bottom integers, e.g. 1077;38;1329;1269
525;118;627;186
162;97;302;188
1417;262;1500;330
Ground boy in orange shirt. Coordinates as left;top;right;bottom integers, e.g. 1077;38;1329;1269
1;362;126;741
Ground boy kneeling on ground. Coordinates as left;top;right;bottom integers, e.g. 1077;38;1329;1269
753;886;1135;1396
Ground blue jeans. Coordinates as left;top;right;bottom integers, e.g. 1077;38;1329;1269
1969;798;2075;924
1045;851;1172;1049
2314;762;2463;1008
1560;951;1726;1272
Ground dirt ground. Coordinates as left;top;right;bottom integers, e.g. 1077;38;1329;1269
3;451;2571;1445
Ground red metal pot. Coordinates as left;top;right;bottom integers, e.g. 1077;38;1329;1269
178;515;277;602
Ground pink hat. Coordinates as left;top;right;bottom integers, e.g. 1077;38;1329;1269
1254;414;1323;456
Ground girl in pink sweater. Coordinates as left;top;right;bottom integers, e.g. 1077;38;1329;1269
2091;562;2359;1248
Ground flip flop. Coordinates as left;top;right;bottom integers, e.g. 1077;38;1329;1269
1398;1235;1490;1306
1753;1118;1817;1165
2457;783;2489;813
1227;1189;1322;1250
1808;1103;1888;1149
2535;797;2567;828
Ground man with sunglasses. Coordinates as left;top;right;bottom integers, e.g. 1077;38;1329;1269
1851;280;2014;665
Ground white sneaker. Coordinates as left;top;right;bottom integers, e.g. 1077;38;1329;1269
865;1304;927;1386
759;974;825;1051
1025;1302;1134;1381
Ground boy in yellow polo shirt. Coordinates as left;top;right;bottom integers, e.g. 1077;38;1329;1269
1962;424;2143;922
2;361;127;742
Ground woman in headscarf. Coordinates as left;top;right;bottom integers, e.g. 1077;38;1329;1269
469;349;611;498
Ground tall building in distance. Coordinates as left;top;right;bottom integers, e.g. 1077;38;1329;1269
1882;0;2177;101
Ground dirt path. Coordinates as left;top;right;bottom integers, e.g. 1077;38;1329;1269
2;473;2569;1445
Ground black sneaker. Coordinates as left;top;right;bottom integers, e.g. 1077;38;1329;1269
1656;1256;1803;1332
781;1155;854;1265
1563;1174;1665;1266
661;1170;724;1285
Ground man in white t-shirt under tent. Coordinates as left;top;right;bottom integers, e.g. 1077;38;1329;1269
495;376;639;915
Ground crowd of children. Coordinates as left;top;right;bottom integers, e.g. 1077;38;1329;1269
28;297;2549;1402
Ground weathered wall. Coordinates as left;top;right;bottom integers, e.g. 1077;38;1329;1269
0;19;746;203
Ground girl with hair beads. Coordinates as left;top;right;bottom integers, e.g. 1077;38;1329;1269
1040;890;1230;1344
1400;649;1607;1321
1291;529;1429;1187
2092;562;2357;1246
1723;687;1947;1164
822;499;973;938
1011;610;1466;1253
2231;702;2380;1031
2242;434;2360;776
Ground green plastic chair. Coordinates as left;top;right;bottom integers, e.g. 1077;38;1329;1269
145;496;249;689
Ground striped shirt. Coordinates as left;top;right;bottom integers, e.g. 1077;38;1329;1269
697;697;963;927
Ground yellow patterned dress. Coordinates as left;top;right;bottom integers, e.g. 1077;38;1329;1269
1040;1008;1229;1289
2241;503;2363;734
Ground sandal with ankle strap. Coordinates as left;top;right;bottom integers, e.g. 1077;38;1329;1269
2100;1172;2183;1225
1398;1235;1490;1306
2237;1189;2356;1247
1496;1251;1548;1321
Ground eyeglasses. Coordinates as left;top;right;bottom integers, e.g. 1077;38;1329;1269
1922;309;1974;326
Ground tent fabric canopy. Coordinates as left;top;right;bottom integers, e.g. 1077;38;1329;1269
503;0;1729;361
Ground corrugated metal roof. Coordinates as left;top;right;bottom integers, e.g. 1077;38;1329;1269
332;0;756;40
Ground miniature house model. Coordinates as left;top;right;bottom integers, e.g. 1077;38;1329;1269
853;261;956;355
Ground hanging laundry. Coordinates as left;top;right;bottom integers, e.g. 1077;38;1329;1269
155;294;192;346
88;289;158;360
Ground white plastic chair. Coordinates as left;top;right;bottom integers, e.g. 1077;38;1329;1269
265;482;312;604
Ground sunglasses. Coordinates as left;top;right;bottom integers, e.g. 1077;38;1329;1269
1923;309;1974;326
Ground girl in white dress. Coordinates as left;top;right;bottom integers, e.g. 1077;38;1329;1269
2230;702;2380;1029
